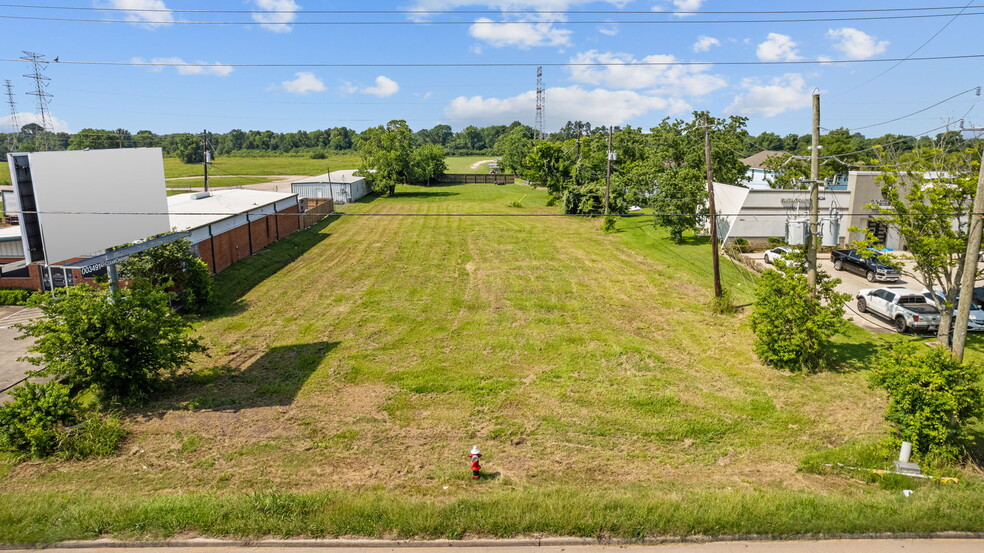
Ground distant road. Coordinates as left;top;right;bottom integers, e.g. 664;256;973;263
9;541;984;553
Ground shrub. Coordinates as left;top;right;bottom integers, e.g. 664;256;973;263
601;215;617;233
870;342;984;460
749;265;849;372
18;284;207;401
59;416;128;459
708;288;737;315
0;382;79;458
767;236;786;247
0;382;128;459
119;238;214;315
0;288;31;305
733;237;752;253
309;151;326;160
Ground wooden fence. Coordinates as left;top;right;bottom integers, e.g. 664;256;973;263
436;173;517;185
300;197;334;229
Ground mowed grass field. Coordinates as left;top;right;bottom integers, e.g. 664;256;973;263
3;181;984;542
1;154;495;187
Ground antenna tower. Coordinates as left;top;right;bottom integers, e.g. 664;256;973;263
535;66;545;140
4;80;21;150
21;50;53;151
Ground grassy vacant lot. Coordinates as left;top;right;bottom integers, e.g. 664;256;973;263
165;176;272;189
444;155;498;174
2;181;984;543
162;154;361;179
0;161;8;185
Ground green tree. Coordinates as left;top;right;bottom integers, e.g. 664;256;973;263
493;126;533;174
357;120;415;195
749;262;849;372
522;141;574;196
17;285;206;400
67;128;120;150
871;342;984;459
645;112;748;242
118;238;214;315
867;140;981;345
411;143;447;185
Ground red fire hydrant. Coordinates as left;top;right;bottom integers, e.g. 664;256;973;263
469;445;482;479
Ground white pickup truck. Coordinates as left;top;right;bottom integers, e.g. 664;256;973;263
857;287;941;334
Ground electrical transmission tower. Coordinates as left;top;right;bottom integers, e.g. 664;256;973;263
4;79;21;151
535;66;545;141
21;50;53;151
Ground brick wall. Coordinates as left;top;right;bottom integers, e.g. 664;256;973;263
194;204;304;275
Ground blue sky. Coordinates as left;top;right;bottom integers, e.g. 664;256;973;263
0;0;981;137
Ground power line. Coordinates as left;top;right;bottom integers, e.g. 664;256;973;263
843;0;976;94
1;54;982;69
1;4;979;15
2;12;984;25
848;87;981;132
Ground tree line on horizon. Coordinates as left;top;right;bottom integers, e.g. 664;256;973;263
2;119;974;165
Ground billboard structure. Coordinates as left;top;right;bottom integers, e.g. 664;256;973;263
7;148;171;265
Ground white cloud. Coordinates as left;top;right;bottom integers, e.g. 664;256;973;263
1;112;71;133
444;86;690;128
652;0;705;17
567;50;726;96
692;35;720;53
469;18;572;48
598;22;619;36
827;27;889;60
280;72;326;95
130;57;233;76
252;0;300;33
99;0;174;28
362;76;400;98
756;33;801;62
338;76;401;97
725;73;812;118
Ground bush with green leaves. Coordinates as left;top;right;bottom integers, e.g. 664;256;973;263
870;342;984;460
0;288;32;305
0;382;78;457
0;382;127;459
749;264;849;372
17;284;207;400
118;238;214;315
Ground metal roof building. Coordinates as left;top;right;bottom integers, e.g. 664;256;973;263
292;169;369;205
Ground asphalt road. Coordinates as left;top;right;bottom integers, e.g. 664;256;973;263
7;541;984;553
0;306;40;398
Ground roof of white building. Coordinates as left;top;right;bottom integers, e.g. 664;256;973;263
167;189;297;231
294;169;366;185
741;150;788;169
0;226;21;243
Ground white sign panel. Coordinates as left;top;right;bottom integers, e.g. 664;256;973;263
23;148;170;264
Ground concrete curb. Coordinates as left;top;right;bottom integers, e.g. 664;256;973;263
5;532;984;549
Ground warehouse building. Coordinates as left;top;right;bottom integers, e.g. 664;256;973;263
292;169;369;205
0;189;306;288
167;190;301;274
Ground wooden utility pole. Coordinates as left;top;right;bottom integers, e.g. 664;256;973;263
951;125;984;360
202;129;210;193
807;93;821;294
605;126;613;216
704;115;722;298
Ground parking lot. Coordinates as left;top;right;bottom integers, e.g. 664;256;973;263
743;250;984;335
0;306;41;402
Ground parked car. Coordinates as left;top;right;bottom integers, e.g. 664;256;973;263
856;287;941;333
923;289;984;332
763;246;792;265
831;249;902;282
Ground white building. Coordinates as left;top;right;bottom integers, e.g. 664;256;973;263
713;171;905;250
292;170;369;205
